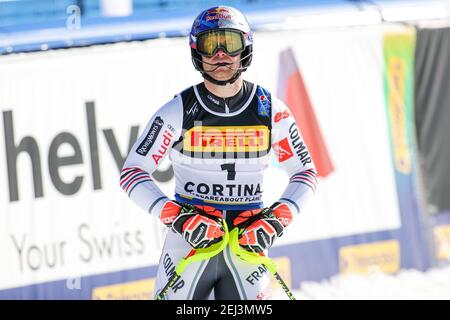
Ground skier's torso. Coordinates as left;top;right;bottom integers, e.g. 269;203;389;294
123;79;317;300
122;78;315;217
169;80;273;209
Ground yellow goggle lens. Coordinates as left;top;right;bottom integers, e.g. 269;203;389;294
197;30;245;57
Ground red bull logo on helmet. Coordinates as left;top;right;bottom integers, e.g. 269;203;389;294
206;7;233;21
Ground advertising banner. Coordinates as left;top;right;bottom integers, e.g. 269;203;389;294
0;25;433;298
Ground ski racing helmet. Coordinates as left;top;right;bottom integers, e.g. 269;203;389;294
189;6;253;85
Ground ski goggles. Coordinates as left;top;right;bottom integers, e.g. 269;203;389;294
196;29;245;57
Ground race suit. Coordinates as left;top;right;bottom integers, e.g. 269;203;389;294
120;80;317;299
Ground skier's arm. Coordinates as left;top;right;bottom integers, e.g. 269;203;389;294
232;98;318;253
120;95;183;217
270;97;318;218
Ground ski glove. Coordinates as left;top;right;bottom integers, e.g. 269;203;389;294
160;201;225;249
233;202;293;253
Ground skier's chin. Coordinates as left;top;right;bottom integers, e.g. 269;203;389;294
207;69;237;81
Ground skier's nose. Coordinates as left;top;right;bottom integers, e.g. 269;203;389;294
214;48;227;58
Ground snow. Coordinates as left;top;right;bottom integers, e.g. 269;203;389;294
273;265;450;300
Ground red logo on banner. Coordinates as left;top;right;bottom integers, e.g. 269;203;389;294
272;138;293;162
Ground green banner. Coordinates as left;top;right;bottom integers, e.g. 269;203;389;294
383;28;431;270
383;29;416;175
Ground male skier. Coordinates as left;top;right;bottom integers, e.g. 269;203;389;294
120;6;317;300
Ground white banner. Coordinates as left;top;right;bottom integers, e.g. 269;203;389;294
250;27;401;245
0;25;401;291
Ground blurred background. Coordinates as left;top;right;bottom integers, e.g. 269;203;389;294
1;0;450;299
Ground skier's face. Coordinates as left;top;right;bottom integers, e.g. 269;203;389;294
201;49;241;82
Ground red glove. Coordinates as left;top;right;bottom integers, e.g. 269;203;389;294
233;203;293;253
160;201;224;249
159;201;184;226
270;202;294;227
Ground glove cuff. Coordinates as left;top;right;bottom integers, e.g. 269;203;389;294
160;200;183;225
270;202;293;227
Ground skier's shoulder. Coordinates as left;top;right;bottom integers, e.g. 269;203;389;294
178;82;201;101
251;81;280;106
251;81;271;96
249;81;286;114
147;90;184;126
175;83;202;112
156;82;199;114
155;92;183;116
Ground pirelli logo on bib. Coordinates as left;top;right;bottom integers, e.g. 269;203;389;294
183;126;269;154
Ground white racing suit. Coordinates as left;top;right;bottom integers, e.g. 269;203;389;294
120;80;317;299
